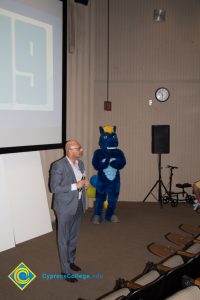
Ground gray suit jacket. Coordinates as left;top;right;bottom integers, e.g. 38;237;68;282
50;156;86;215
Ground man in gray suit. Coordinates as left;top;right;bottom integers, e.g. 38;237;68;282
50;140;89;283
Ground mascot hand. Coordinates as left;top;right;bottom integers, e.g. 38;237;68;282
109;158;119;168
109;151;126;169
109;158;116;162
101;158;110;167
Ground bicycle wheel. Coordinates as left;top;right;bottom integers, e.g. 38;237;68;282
171;198;178;207
162;196;170;204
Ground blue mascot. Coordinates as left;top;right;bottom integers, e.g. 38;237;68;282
92;125;126;224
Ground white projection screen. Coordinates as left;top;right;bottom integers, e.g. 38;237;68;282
0;0;66;154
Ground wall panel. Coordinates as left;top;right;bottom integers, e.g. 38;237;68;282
94;0;200;202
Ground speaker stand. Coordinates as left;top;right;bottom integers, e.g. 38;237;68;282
143;154;169;208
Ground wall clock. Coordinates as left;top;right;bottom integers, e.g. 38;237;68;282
155;87;170;102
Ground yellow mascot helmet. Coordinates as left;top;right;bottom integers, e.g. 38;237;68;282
103;125;114;134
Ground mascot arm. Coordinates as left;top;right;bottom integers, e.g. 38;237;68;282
92;150;109;170
109;150;126;170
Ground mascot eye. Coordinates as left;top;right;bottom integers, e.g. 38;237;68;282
104;136;108;140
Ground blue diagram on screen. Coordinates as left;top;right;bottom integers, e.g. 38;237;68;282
0;8;53;111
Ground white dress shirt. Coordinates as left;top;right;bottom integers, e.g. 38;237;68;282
66;157;83;199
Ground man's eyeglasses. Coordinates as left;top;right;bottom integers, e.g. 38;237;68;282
69;147;83;151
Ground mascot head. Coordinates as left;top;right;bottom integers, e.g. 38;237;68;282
99;125;118;149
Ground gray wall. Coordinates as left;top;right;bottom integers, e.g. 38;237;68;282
93;0;200;202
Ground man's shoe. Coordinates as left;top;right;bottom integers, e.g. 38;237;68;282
61;272;78;283
70;263;82;271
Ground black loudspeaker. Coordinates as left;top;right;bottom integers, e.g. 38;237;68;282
152;125;170;154
75;0;89;5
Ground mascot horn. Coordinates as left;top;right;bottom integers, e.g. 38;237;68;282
91;125;126;224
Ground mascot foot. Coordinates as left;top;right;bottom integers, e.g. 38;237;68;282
110;215;120;223
92;215;101;225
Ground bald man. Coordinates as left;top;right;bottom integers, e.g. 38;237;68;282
50;140;89;282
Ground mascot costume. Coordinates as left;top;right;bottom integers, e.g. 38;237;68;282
91;125;126;224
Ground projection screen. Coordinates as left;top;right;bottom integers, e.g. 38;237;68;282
0;0;66;153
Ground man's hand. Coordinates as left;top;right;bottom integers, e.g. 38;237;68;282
76;180;85;190
76;178;90;190
84;178;90;189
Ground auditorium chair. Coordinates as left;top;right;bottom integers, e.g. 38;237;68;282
165;272;200;299
165;232;193;247
97;287;130;300
148;235;200;259
125;253;200;300
179;224;200;236
166;284;200;299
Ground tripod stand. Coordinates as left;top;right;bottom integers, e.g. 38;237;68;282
143;154;170;208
